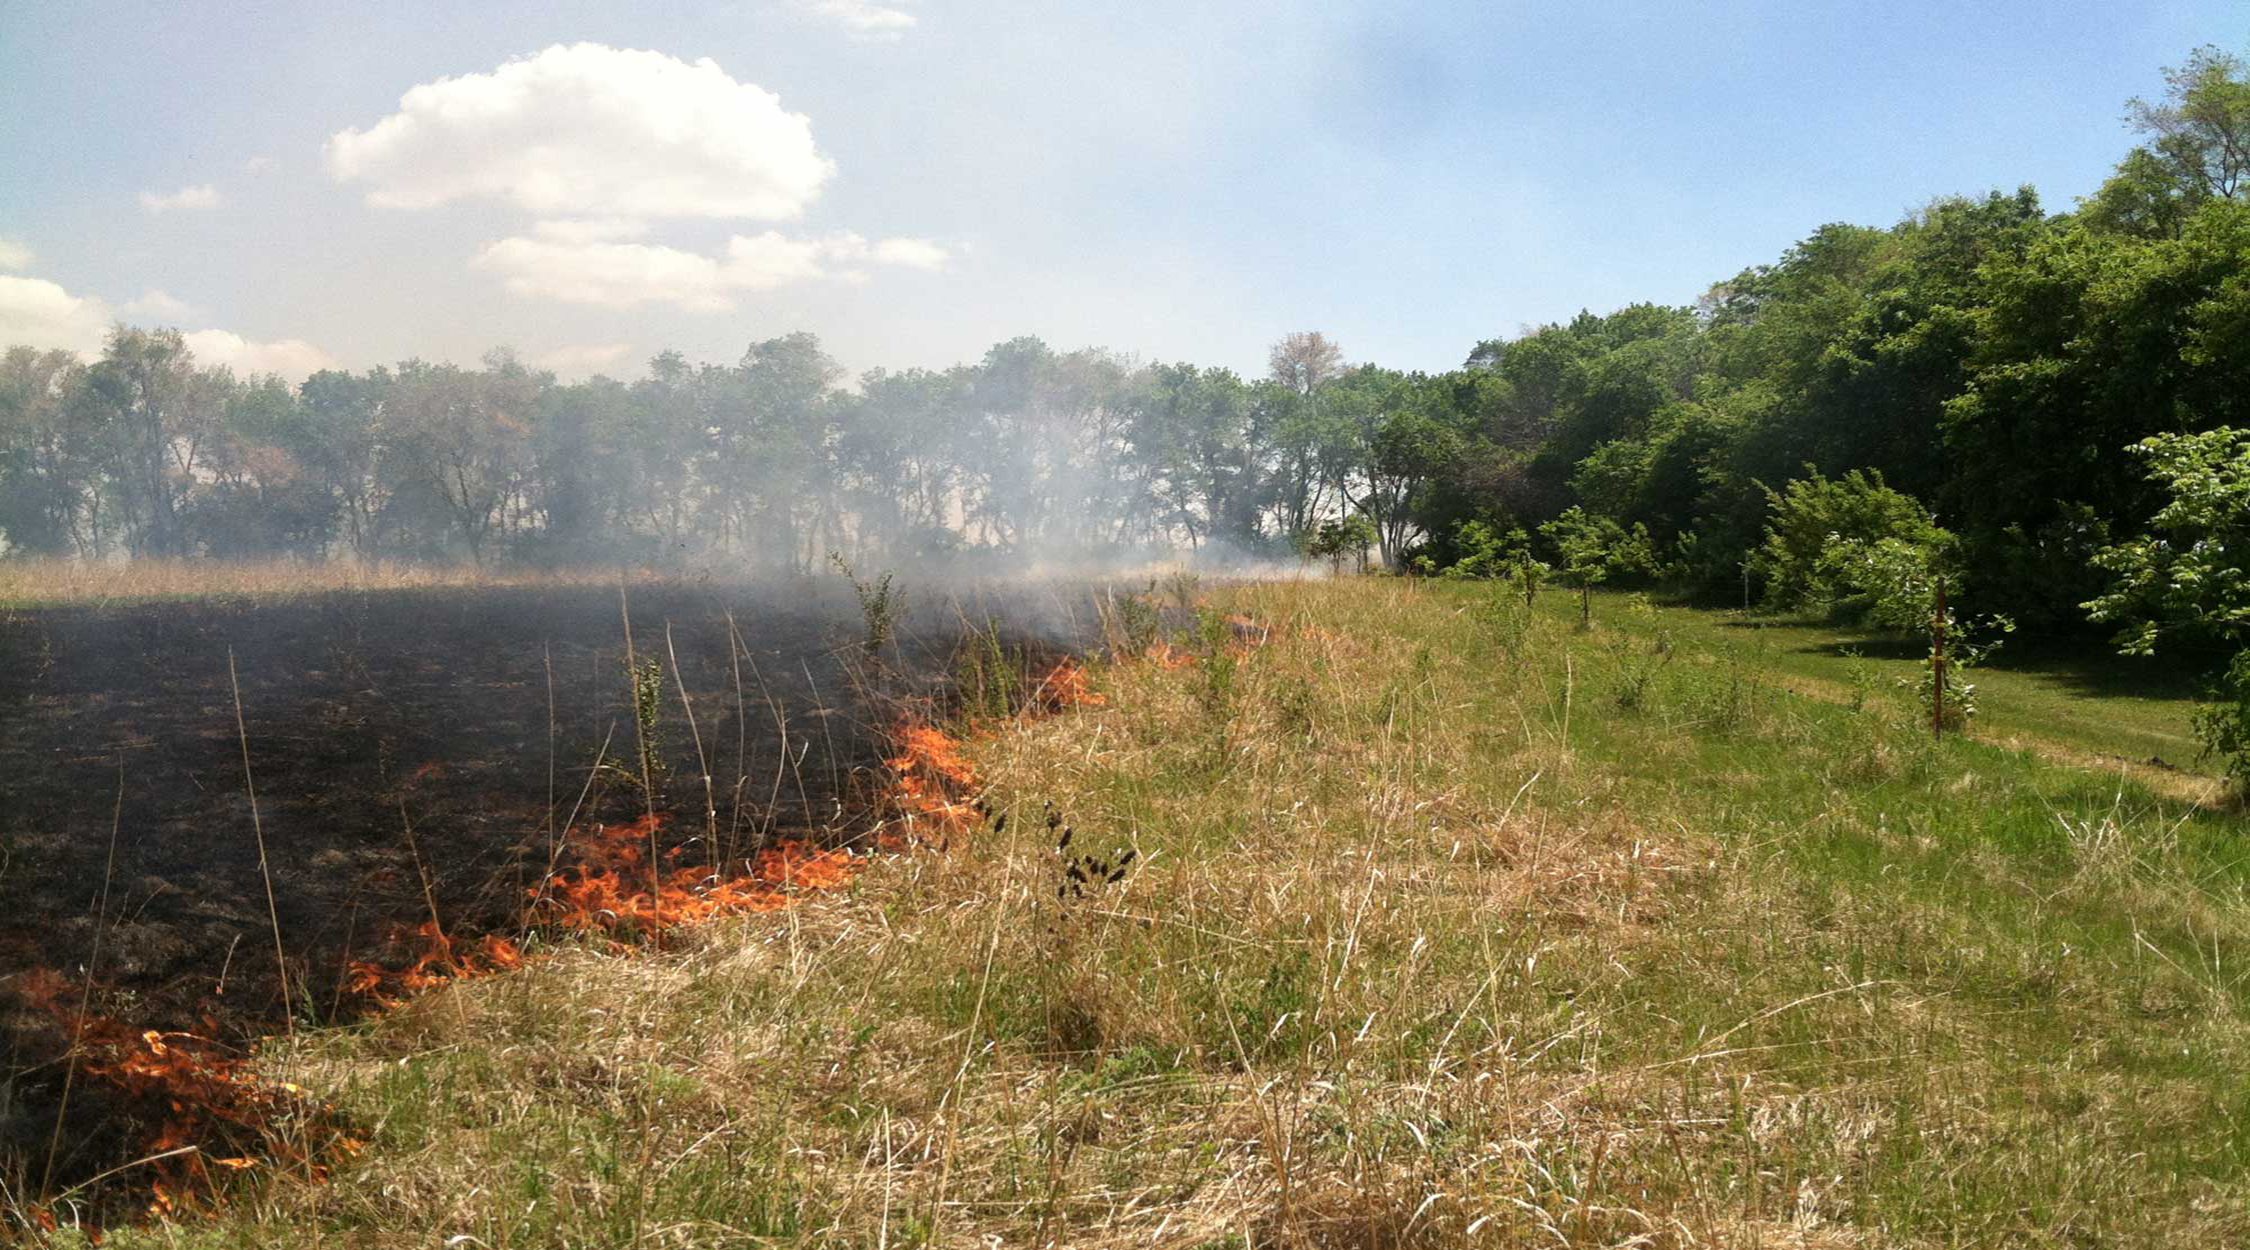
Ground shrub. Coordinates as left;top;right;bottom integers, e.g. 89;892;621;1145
1754;468;1950;617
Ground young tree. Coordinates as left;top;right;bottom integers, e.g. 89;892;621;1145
1540;506;1654;626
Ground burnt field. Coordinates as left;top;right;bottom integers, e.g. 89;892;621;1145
0;575;1102;1209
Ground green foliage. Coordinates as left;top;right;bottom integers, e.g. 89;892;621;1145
1607;595;1674;711
1899;614;2014;731
1754;469;1950;617
1438;519;1537;580
2193;652;2250;788
1300;514;1378;573
2085;428;2250;655
828;552;901;656
954;620;1028;722
2086;427;2250;779
1102;583;1163;656
1539;506;1653;624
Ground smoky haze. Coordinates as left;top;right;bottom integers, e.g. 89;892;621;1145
0;325;1387;577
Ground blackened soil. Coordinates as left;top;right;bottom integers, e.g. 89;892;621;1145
0;575;1101;1205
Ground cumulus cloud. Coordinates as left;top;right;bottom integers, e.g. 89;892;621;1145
325;43;835;222
473;237;739;312
181;330;337;379
531;217;652;244
0;271;332;379
791;0;917;37
0;275;113;356
139;184;223;213
121;289;197;321
0;238;31;271
472;230;948;310
534;342;636;377
870;237;951;270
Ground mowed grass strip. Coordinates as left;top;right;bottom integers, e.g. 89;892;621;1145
67;578;2250;1249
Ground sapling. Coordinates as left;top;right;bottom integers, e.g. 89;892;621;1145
1540;507;1654;628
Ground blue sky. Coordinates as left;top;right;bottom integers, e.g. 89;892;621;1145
0;1;2240;380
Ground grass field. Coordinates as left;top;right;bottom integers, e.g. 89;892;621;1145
1608;592;2216;791
43;576;2250;1248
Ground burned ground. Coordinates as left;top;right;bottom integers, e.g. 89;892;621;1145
0;575;1102;1209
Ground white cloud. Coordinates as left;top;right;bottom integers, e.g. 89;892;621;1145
791;0;917;37
0;275;113;356
0;271;332;380
139;184;223;213
0;238;31;271
531;217;651;244
870;237;950;270
181;330;337;379
326;43;835;222
244;155;275;174
472;229;949;310
534;342;636;377
472;236;738;312
121;288;197;321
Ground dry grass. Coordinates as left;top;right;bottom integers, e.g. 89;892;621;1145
39;578;2250;1248
0;558;680;607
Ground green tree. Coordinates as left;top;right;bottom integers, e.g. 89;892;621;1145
2085;427;2250;781
1540;506;1653;626
1752;468;1950;616
0;347;91;557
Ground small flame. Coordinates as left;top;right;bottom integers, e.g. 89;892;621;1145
525;813;860;933
13;966;350;1221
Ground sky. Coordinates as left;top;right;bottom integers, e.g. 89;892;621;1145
0;1;2241;383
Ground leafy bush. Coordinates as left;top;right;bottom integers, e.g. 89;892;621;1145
1441;519;1541;582
1754;469;1951;617
2194;652;2250;789
1300;515;1379;574
2087;428;2250;781
1539;506;1654;626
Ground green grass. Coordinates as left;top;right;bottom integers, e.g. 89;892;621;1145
1585;588;2216;783
44;577;2250;1249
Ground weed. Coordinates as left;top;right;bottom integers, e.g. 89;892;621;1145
954;619;1028;721
1610;638;1674;712
1101;581;1163;657
627;656;668;796
1271;673;1316;740
1033;803;1139;1054
1163;569;1202;613
827;552;901;656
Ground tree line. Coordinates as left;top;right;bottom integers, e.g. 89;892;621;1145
4;47;2248;637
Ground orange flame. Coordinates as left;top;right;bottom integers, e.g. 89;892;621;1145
525;813;860;934
342;921;525;1009
13;967;353;1222
1032;657;1107;709
884;723;983;847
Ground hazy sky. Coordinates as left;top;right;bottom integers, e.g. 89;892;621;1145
0;2;2239;381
